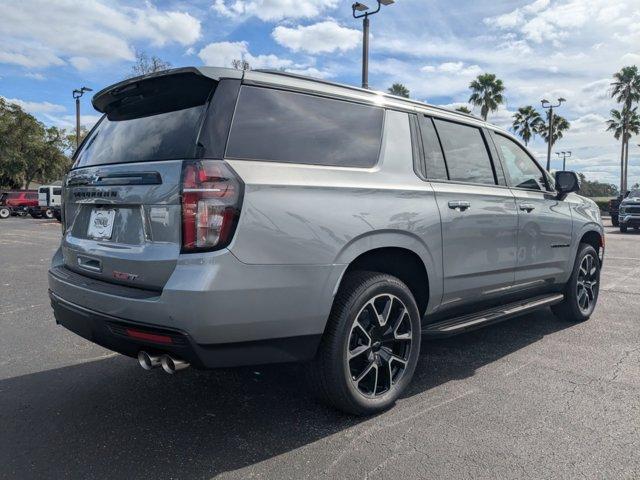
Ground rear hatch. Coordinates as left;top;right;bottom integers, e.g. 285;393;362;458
62;69;221;291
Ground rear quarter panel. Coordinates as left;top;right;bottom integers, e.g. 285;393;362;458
226;110;444;313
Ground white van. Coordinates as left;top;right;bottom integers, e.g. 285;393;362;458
37;184;62;220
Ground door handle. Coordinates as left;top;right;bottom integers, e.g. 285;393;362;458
448;201;471;211
519;203;535;212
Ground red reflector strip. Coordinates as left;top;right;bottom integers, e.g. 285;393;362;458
125;328;173;344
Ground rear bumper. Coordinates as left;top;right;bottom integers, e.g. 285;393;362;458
48;246;344;367
50;291;321;368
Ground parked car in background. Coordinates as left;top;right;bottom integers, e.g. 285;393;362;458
38;184;63;220
48;67;605;415
0;190;38;218
618;189;640;233
609;196;622;226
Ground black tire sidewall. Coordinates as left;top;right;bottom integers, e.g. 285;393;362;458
332;274;421;413
565;244;600;321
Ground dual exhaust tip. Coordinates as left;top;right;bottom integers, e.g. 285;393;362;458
138;351;189;374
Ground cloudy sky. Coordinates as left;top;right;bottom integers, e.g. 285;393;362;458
1;0;639;187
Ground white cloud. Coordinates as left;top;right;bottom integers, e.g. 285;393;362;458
25;73;46;81
198;41;293;69
212;0;338;21
0;0;201;70
2;97;65;114
272;21;360;54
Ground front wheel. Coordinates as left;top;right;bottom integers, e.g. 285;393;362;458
0;207;10;219
309;271;421;415
552;243;600;322
620;225;628;233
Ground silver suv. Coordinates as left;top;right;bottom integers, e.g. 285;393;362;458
49;67;604;415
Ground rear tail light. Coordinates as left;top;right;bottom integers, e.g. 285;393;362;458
181;160;243;252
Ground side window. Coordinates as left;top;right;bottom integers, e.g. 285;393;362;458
493;134;548;191
53;188;62;196
226;86;384;167
418;116;448;181
433;119;496;185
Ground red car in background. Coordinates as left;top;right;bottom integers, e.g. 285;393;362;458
0;190;39;219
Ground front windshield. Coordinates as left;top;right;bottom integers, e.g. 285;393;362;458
627;189;640;198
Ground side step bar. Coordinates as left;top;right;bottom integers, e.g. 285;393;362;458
422;293;564;338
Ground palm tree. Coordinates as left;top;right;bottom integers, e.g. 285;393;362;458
388;83;410;98
468;73;505;121
537;111;570;148
455;106;472;114
610;66;640;194
512;106;543;146
607;107;640;194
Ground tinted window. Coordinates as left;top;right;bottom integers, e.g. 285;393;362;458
74;105;205;168
494;134;547;191
53;188;62;195
433;119;495;185
418;116;448;180
226;86;384;167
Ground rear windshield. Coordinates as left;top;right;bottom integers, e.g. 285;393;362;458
73;72;215;169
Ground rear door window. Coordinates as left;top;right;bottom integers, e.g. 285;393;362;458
433;119;496;185
226;86;384;167
417;116;448;180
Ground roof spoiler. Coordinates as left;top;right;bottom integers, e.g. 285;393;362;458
92;66;243;114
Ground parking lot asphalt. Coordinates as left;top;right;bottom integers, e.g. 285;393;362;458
1;216;639;479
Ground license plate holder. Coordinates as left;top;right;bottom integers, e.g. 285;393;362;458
87;208;116;240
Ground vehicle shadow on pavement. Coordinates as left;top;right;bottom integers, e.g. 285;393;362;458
0;309;571;479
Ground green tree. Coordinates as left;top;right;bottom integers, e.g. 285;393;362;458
610;65;640;194
576;173;619;198
387;83;410;98
468;73;505;121
512;106;543;146
0;99;71;188
455;106;472;114
537;111;570;148
606;107;640;194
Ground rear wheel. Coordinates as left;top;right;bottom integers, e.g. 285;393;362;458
620;225;628;233
0;207;9;219
309;271;421;415
552;243;600;322
44;209;54;219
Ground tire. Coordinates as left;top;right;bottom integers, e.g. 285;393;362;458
620;225;628;233
0;207;10;219
551;243;600;322
44;209;54;219
611;217;619;227
309;271;421;415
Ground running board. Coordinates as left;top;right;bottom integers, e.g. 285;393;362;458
422;293;564;338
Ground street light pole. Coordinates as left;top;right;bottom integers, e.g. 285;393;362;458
72;86;92;151
555;151;572;171
352;0;394;89
541;98;565;171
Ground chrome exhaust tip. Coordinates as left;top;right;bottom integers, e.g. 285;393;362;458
161;355;190;374
138;351;161;370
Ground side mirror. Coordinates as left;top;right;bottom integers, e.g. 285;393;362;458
555;171;580;200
